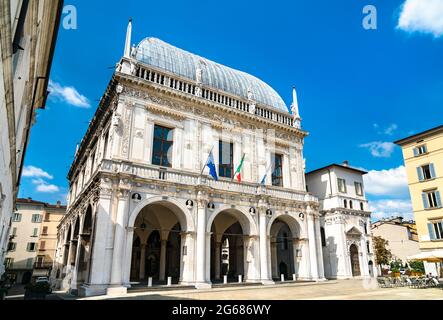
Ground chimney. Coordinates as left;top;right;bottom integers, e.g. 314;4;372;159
343;160;349;167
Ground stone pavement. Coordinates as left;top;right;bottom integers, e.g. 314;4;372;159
75;279;443;300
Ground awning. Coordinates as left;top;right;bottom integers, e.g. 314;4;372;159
32;269;50;277
407;250;443;263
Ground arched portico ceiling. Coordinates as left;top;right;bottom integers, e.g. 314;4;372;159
267;214;302;239
207;206;258;236
129;196;195;232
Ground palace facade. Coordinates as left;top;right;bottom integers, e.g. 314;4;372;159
51;21;373;297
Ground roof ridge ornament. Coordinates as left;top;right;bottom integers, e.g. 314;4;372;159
291;87;301;129
124;19;132;58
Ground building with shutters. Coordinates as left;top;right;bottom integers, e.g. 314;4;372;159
395;125;443;277
4;198;65;284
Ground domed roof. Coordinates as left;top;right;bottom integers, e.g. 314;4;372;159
134;38;289;113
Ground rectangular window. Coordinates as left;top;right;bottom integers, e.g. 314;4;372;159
36;256;45;267
219;140;233;178
27;243;37;252
152;125;173;167
271;153;283;187
367;241;371;253
428;222;443;240
12;213;21;222
417;164;436;181
7;242;16;252
44;213;50;221
11;227;17;236
413;145;427;157
422;190;442;209
40;241;46;250
5;258;13;269
42;226;48;235
31;214;42;223
337;178;347;193
26;258;34;268
355;182;363;196
32;228;39;237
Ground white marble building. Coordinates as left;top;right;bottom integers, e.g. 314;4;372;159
306;162;375;279
51;21;328;297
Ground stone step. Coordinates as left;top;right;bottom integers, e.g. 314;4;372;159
128;285;195;293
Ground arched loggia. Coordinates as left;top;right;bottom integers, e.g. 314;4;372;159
128;200;193;286
269;215;302;281
208;208;258;284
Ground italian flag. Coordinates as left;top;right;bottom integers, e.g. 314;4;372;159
233;154;246;183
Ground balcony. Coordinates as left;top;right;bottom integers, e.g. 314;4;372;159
34;262;53;269
98;159;316;203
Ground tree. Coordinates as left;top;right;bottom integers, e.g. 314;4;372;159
373;236;392;269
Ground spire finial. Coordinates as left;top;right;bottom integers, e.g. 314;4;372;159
124;19;133;58
291;86;300;119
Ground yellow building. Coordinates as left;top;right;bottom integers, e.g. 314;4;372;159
395;125;443;276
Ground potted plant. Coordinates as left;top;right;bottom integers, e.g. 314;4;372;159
24;281;51;300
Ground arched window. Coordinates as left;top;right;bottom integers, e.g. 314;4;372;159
344;200;347;208
360;202;364;211
320;227;326;247
349;201;353;209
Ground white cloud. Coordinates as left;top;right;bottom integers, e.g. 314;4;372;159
22;166;53;179
364;165;409;197
36;183;60;193
359;141;396;158
369;199;414;221
397;0;443;38
373;123;398;135
48;80;90;108
383;124;398;136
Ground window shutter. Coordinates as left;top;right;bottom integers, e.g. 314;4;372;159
26;243;30;251
428;223;436;240
413;148;419;157
436;191;442;208
429;163;436;178
423;145;427;153
422;193;429;209
417;167;424;181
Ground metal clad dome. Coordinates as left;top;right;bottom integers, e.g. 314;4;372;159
135;38;289;113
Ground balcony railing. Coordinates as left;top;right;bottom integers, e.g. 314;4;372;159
34;262;53;269
99;159;316;203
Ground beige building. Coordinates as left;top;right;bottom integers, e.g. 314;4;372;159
0;0;63;278
4;198;65;283
395;125;443;276
371;217;420;264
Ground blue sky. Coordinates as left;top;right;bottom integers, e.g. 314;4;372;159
19;0;443;220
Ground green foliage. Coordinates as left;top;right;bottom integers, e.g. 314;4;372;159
409;260;425;273
373;236;392;266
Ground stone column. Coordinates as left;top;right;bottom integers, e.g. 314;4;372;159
215;242;221;280
70;235;82;292
314;216;326;280
139;244;146;280
108;190;129;295
360;238;369;277
259;205;273;284
307;206;319;280
159;240;167;281
271;240;278;278
195;191;210;288
179;232;195;285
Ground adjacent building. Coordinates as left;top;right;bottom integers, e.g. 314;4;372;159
4;198;65;284
395;125;443;276
0;0;64;277
306;162;375;279
371;217;420;265
52;21;328;297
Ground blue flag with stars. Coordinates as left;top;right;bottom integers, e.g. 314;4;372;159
206;150;218;181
